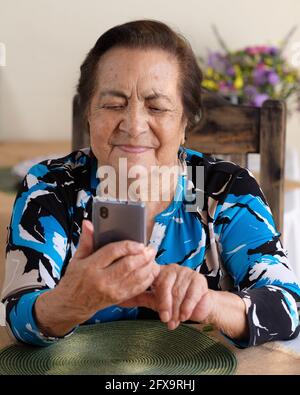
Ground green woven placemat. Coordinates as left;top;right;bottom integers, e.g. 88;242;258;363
0;320;237;375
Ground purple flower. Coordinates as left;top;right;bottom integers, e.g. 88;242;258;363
244;85;258;98
253;67;267;85
252;93;269;107
268;71;280;85
226;66;236;77
207;52;227;73
269;46;279;56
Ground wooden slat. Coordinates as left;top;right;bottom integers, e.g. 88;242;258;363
72;95;89;151
186;91;260;154
260;100;286;233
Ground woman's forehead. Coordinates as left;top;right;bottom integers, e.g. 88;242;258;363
95;47;180;93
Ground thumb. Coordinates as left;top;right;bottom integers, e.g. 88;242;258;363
75;220;94;259
119;291;156;310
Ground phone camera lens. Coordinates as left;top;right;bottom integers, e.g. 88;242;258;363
100;207;109;219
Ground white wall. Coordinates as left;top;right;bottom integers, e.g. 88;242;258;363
0;0;300;153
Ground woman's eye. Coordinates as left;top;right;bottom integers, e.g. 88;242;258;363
149;107;166;112
103;105;125;110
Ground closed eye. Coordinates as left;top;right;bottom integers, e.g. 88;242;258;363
102;105;125;110
149;107;167;113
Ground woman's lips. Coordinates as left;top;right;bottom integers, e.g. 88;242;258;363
116;145;152;153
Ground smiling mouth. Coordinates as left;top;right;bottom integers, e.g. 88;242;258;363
115;145;153;153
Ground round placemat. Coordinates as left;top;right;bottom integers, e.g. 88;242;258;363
0;320;237;375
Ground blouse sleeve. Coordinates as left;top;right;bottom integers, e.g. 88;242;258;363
0;162;78;346
213;168;300;347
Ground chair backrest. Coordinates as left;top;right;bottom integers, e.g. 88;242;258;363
72;90;287;233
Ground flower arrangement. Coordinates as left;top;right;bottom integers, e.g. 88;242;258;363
200;26;300;112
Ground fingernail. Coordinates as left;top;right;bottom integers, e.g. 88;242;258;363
169;320;180;330
180;314;186;322
85;220;93;232
160;311;170;323
168;320;176;330
146;245;156;254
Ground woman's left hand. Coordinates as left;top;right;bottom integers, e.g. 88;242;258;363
120;264;214;330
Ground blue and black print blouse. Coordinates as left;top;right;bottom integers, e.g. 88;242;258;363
1;147;300;347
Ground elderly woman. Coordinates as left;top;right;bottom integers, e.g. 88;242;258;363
1;20;300;348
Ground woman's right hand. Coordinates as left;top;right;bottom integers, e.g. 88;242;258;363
34;220;159;336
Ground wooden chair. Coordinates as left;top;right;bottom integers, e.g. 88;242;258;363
72;90;287;233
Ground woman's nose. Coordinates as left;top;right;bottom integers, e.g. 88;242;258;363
119;105;149;137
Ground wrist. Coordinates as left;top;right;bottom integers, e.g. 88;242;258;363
202;289;218;325
34;285;89;338
202;290;249;340
53;281;94;323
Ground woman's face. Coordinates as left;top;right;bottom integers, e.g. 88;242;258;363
88;47;187;174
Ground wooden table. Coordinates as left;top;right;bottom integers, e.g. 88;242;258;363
0;323;300;375
0;140;71;167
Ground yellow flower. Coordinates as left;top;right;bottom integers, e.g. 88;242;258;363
202;79;218;90
234;75;244;90
206;67;214;78
265;58;273;66
213;72;220;81
285;75;295;83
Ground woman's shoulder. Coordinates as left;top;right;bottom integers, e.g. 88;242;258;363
27;147;92;176
185;147;242;175
38;147;92;170
20;147;94;193
184;147;265;205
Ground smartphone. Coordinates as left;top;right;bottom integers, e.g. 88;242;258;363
92;198;147;250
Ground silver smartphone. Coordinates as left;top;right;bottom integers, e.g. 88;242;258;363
92;198;147;250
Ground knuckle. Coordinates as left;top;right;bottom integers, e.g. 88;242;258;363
195;273;207;291
169;263;179;272
123;240;133;252
130;268;143;283
123;256;137;272
123;240;140;254
181;296;194;311
172;286;182;299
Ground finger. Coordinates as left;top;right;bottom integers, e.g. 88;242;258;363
171;270;193;323
119;291;156;309
167;320;181;330
110;246;157;278
154;270;177;323
115;261;160;305
94;240;147;268
189;290;213;322
75;220;94;259
179;276;206;322
124;260;160;296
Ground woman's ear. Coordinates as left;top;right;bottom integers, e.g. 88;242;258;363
181;133;186;145
181;119;188;145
